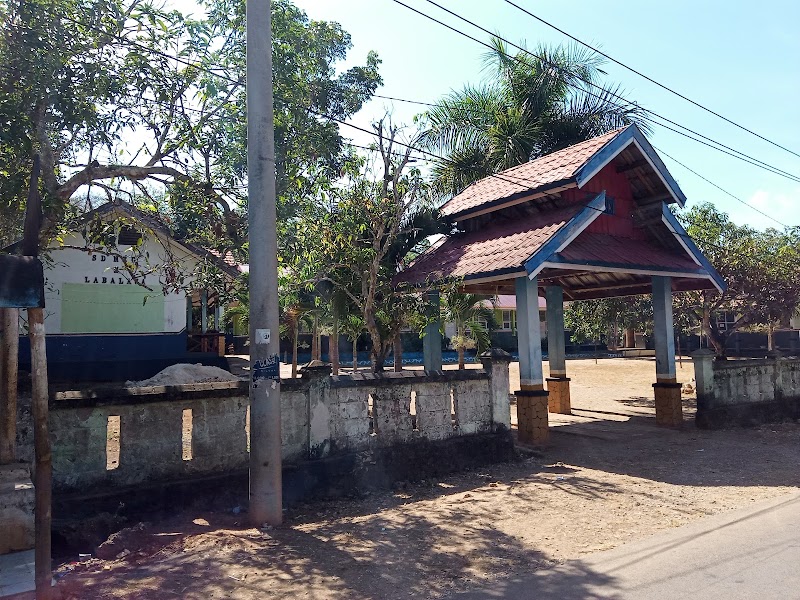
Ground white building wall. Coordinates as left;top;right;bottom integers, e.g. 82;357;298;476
41;231;198;335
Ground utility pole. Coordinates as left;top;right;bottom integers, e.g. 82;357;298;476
247;0;283;525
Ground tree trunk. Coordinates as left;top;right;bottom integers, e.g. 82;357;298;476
609;320;619;351
311;314;320;361
292;323;299;378
458;346;465;370
768;324;775;352
1;308;20;464
331;310;340;376
352;340;358;373
393;336;402;372
28;308;52;600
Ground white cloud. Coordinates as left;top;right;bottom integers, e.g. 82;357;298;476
740;187;800;229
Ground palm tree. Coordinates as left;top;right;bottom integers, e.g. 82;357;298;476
441;291;495;369
420;38;647;196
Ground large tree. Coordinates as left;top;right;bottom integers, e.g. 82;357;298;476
0;0;381;251
676;203;800;355
420;38;646;196
293;118;447;372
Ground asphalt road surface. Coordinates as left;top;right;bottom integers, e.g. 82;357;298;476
449;491;800;599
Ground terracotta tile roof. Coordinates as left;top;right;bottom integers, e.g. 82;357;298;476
440;128;625;218
558;232;703;272
397;204;583;285
206;248;242;271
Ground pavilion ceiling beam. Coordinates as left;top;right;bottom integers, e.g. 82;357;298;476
616;159;648;173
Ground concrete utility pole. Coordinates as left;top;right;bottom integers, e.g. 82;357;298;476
247;0;283;525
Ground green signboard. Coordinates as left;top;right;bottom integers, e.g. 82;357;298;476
61;283;165;333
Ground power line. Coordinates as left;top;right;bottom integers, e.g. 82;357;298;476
372;91;800;183
11;5;793;228
390;0;800;183
20;4;800;184
309;107;789;263
654;146;789;228
500;0;800;160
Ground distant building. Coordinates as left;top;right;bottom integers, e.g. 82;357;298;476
11;201;241;381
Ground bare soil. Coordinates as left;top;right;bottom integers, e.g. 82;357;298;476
57;358;800;599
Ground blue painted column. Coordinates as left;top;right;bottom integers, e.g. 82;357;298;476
545;286;566;377
652;276;676;381
545;285;571;414
423;290;442;373
515;275;543;390
200;289;208;333
515;275;549;445
652;275;682;426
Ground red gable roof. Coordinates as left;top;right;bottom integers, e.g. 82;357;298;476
397;204;583;285
440;128;625;218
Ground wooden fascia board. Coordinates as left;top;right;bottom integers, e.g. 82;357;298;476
575;124;687;208
660;204;726;292
523;191;607;278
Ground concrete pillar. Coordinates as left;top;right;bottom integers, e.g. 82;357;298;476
515;276;549;445
200;289;208;333
423;290;442;373
480;348;512;432
516;276;544;390
652;276;682;426
545;285;571;415
691;348;715;428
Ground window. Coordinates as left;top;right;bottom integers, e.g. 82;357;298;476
118;226;142;246
716;311;736;331
502;310;512;331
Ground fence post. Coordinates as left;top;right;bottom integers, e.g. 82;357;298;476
480;348;512;432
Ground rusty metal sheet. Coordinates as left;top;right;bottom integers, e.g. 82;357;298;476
0;255;45;308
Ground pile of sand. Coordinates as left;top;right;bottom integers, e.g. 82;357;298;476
126;363;240;387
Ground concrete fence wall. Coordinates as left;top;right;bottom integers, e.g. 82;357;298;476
693;350;800;427
46;353;512;494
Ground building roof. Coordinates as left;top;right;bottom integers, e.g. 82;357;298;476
77;201;243;279
396;204;583;286
399;191;725;300
441;129;622;219
439;124;686;220
493;294;545;311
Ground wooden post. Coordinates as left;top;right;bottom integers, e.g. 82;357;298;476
28;307;51;600
393;335;403;372
1;308;20;464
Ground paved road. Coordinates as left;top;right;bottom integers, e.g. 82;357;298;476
449;491;800;599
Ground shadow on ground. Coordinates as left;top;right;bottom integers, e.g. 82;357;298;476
543;405;800;489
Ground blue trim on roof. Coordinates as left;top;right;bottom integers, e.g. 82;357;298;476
661;203;727;292
575;125;687;207
523;192;606;276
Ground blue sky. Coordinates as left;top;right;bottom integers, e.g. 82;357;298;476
175;0;800;229
290;0;800;230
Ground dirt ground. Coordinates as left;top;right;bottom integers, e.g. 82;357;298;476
57;358;800;599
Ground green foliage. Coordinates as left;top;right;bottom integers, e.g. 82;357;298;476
0;0;381;254
565;296;652;348
675;202;800;355
441;288;495;368
420;38;647;196
283;119;448;371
